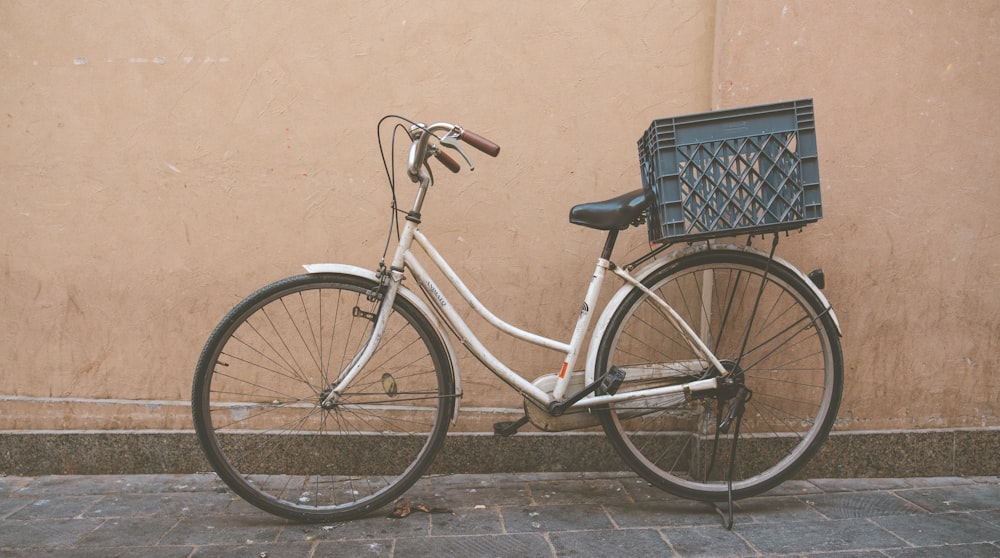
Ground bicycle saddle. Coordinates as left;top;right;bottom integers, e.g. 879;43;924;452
569;189;649;230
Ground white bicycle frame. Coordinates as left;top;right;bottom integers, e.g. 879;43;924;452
404;226;728;404
318;216;725;412
316;122;736;412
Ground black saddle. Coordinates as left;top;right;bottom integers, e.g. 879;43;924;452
569;189;649;230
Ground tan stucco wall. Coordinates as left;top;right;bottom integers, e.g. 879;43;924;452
713;0;1000;429
2;1;997;433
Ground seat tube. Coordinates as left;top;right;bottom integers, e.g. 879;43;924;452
552;257;609;400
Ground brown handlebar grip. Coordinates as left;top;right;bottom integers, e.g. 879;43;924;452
460;129;501;157
434;150;461;173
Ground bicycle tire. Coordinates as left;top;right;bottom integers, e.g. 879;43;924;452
596;249;843;501
192;273;455;521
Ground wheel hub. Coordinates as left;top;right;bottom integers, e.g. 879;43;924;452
697;359;745;401
318;385;339;409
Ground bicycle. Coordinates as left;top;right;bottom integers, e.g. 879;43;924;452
192;105;843;524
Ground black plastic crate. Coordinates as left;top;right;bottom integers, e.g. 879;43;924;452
638;99;821;244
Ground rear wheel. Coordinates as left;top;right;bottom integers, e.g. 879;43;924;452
597;249;842;501
192;273;455;521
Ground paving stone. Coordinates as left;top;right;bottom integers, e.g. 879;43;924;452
313;539;393;556
511;471;631;483
966;476;1000;484
126;473;229;494
802;491;928;519
882;542;1000;557
276;514;428;542
20;474;220;497
502;503;614;533
809;477;915;492
0;518;105;549
806;552;893;558
550;528;671;556
430;507;505;536
0;476;32;495
895;484;1000;513
756;479;824;497
9;547;193;558
0;474;997;556
738;518;906;554
157;516;284;546
974;508;1000;528
84;491;232;517
418;474;532;507
219;494;282;517
605;499;723;527
190;541;316;557
730;494;827;523
275;522;342;544
16;476;127;496
6;496;101;520
392;533;553;558
0;497;29;520
661;525;757;557
76;517;178;547
874;511;1000;546
526;477;633;506
617;476;684;502
901;476;974;488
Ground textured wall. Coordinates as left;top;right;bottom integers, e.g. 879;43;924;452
713;0;1000;429
0;1;717;429
1;1;997;433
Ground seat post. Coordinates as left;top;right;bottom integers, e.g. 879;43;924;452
601;229;619;260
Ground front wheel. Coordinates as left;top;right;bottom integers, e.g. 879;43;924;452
192;273;455;522
597;249;843;501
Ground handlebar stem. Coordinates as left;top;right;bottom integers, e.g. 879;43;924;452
406;122;458;181
409;167;431;216
404;122;461;217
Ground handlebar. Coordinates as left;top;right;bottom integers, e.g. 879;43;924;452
406;121;501;181
433;150;462;173
458;129;501;157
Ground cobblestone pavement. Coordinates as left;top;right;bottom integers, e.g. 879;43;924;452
1;472;998;557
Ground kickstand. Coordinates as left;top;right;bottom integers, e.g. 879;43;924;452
711;387;750;530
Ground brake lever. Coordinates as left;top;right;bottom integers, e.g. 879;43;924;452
440;135;475;171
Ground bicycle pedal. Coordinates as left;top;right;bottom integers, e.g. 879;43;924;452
600;366;627;395
493;415;530;437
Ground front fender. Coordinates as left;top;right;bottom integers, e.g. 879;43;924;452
303;263;462;423
583;244;841;383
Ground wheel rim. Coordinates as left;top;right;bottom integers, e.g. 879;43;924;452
194;276;452;518
601;254;841;498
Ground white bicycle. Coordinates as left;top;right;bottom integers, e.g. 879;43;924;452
192;113;843;523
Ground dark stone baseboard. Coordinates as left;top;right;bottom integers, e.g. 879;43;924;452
1;428;997;478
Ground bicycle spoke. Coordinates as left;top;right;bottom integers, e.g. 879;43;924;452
598;250;842;501
193;274;454;521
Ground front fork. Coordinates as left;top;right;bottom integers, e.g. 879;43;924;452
319;264;404;409
320;159;434;408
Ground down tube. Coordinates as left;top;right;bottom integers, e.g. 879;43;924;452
403;251;554;406
412;229;571;353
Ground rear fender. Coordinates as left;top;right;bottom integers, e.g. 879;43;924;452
584;243;841;383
